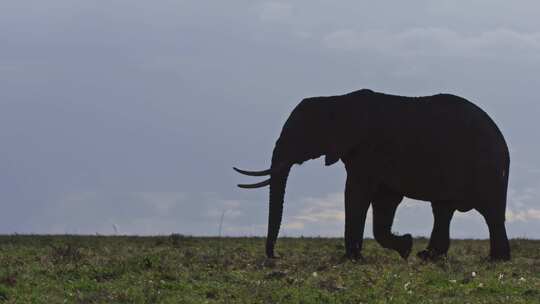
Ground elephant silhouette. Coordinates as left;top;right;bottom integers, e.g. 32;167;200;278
235;89;510;261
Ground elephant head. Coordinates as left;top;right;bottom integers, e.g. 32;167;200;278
234;95;363;258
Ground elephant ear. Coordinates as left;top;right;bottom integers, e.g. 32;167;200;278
325;140;357;166
324;155;339;166
324;107;343;166
324;144;340;166
323;104;358;166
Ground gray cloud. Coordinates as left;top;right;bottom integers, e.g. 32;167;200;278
21;191;251;236
1;0;539;238
322;28;540;59
258;2;294;22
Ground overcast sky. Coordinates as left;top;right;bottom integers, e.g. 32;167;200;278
1;1;539;239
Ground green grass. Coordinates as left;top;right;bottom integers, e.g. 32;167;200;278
0;235;539;303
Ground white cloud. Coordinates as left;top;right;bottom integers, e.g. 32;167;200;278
291;193;345;223
322;27;540;59
283;221;305;230
202;195;244;220
42;182;540;237
507;185;540;210
277;193;376;236
323;29;387;52
506;209;540;223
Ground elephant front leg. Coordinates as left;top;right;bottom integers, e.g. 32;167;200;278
344;176;371;260
417;203;455;261
372;189;412;259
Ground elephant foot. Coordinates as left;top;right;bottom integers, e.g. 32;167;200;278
345;247;363;261
416;249;446;261
343;253;364;262
396;234;413;259
345;251;363;260
265;249;281;260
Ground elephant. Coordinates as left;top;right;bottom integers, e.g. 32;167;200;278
234;89;510;261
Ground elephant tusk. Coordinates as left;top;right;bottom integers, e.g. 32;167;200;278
233;162;287;177
237;178;271;189
233;167;272;176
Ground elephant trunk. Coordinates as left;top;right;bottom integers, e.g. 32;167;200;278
266;145;291;258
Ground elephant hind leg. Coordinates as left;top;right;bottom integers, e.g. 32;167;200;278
417;202;455;261
477;203;510;261
372;188;412;259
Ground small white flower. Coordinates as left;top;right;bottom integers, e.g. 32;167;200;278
519;277;526;282
404;282;411;290
478;283;484;288
408;290;413;295
449;279;457;283
471;271;477;277
498;273;504;280
312;272;318;277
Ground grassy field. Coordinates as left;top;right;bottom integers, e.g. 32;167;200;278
0;235;539;303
